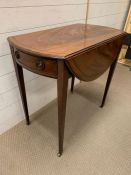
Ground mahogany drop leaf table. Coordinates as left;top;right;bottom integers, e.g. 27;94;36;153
8;24;126;156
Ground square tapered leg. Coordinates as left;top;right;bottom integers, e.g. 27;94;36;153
57;61;69;156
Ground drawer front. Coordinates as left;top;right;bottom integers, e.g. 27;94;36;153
14;50;58;78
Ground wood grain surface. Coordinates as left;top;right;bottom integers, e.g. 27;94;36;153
66;37;124;81
8;24;126;59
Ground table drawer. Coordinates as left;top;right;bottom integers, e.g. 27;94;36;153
14;50;58;78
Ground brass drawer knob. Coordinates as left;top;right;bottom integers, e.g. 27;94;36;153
15;51;20;59
36;61;45;70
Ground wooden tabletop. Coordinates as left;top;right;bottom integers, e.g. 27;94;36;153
8;24;126;59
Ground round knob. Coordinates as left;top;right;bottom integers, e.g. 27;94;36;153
36;61;45;70
15;51;20;59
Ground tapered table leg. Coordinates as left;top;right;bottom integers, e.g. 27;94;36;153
100;59;117;108
57;61;69;156
10;46;30;125
71;76;75;93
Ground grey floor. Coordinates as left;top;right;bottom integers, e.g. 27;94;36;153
0;64;131;175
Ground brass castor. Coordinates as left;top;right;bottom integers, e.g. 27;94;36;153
57;153;62;157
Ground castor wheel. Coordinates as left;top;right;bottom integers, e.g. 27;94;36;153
57;153;62;157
